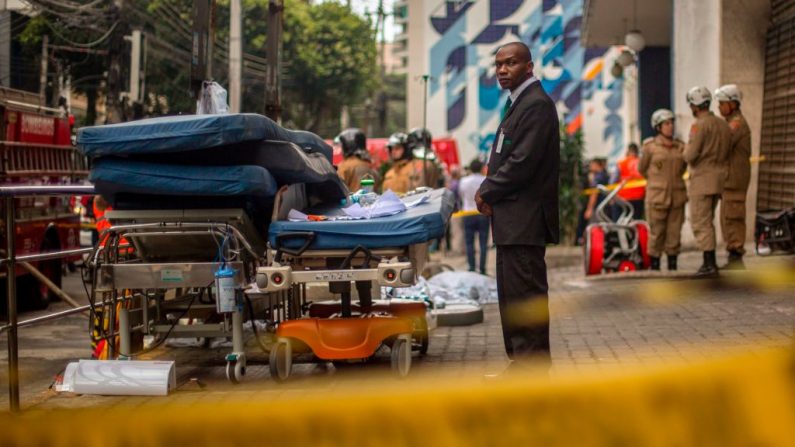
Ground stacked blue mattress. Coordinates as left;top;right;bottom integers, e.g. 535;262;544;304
76;114;346;214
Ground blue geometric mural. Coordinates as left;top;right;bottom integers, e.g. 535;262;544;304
425;0;626;162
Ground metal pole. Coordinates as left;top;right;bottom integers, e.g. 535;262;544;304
5;196;19;412
265;0;283;122
39;35;48;107
229;0;242;113
129;29;142;103
421;74;429;186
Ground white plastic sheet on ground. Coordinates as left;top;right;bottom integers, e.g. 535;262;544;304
386;271;497;308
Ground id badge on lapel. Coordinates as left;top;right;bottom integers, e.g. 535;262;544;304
495;129;512;155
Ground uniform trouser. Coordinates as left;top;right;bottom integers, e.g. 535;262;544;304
495;245;549;361
689;194;721;251
463;214;490;273
646;203;685;257
720;188;747;254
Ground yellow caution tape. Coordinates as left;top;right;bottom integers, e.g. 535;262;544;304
582;156;765;196
452;209;481;218
582;178;647;196
1;348;793;445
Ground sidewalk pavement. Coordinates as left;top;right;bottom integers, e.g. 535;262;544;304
8;245;795;410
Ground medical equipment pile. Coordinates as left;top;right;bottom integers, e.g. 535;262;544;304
77;113;454;382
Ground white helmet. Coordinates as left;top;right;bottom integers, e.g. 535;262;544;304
686;86;712;107
714;84;742;104
651;109;675;128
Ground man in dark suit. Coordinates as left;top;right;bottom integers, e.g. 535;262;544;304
475;42;560;364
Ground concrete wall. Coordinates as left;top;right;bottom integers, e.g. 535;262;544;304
720;0;770;239
672;0;723;137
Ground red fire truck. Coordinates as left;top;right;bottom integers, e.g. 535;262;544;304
0;87;88;310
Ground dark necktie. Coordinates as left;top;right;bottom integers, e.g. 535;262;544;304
502;98;512;119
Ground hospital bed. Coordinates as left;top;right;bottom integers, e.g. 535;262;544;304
77;113;453;382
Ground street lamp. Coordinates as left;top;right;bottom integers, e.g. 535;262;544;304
625;30;645;53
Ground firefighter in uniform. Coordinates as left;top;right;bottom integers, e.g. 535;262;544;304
335;128;378;192
639;109;687;271
382;132;420;194
683;86;732;276
714;84;751;269
407;127;442;189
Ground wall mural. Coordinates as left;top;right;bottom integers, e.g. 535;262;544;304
424;0;626;164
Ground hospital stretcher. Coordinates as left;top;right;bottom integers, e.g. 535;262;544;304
77;113;453;382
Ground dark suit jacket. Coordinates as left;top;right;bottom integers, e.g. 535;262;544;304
478;81;560;246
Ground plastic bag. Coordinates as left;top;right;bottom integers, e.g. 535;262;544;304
196;81;230;115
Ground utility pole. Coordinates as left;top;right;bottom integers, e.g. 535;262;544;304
229;0;242;113
39;35;48;107
191;0;216;103
106;0;129;123
265;0;283;122
128;29;143;104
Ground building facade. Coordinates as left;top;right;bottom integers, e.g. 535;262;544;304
397;0;629;166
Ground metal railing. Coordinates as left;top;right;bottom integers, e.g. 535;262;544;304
0;184;96;412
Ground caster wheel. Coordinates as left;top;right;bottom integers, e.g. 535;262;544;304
391;337;411;378
417;332;429;356
226;359;246;384
269;339;292;382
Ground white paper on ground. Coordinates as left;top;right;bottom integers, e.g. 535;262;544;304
70;360;176;396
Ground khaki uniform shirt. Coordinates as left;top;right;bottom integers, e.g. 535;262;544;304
724;110;751;191
337;156;376;192
683;111;731;196
382;159;440;194
639;135;688;208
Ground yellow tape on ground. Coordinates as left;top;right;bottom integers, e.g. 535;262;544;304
2;348;794;446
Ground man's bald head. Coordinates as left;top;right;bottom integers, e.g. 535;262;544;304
495;42;534;91
498;42;532;63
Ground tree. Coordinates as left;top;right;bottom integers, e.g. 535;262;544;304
559;127;584;246
17;0;379;135
281;0;378;136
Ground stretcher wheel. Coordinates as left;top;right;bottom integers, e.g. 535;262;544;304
226;359;246;384
269;339;292;382
416;332;429;355
618;260;637;272
391;337;411;378
584;225;605;275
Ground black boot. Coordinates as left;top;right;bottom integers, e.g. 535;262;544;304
650;256;661;271
721;251;745;270
667;255;678;271
695;250;719;277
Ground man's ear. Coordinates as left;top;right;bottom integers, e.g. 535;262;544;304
527;61;534;76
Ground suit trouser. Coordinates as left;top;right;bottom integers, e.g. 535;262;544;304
495;245;550;360
646;203;685;257
688;194;720;251
720;188;747;254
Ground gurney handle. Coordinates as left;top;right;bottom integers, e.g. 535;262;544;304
274;231;316;261
339;245;377;270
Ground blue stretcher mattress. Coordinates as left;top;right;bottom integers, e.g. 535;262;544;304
77;113;332;162
268;189;455;250
91;158;278;199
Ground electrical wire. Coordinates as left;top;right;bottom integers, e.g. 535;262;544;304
43;18;119;48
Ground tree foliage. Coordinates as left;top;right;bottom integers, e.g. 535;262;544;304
281;0;378;135
17;0;380;135
559;127;584;246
